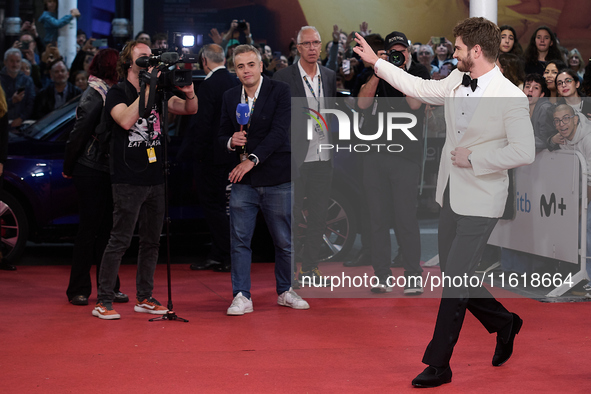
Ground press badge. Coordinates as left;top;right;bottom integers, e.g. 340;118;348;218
147;147;157;163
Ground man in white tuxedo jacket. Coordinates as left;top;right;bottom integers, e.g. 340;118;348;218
354;17;535;387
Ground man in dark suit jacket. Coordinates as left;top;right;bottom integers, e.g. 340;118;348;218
218;44;309;316
33;59;81;119
273;26;337;286
185;44;239;272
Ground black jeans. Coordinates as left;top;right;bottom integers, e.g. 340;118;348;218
293;160;333;271
363;154;422;279
194;160;231;264
66;166;120;300
97;183;165;305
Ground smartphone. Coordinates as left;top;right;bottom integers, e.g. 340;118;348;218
92;38;108;48
20;41;30;50
273;51;282;61
342;59;351;75
431;36;441;45
17;87;25;94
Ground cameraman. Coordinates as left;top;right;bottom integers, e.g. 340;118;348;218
93;40;197;320
356;31;429;294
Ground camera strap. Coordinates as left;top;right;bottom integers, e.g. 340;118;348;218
139;68;159;119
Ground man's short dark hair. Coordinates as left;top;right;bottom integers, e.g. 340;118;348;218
524;73;550;97
452;17;500;63
364;34;384;54
152;33;167;42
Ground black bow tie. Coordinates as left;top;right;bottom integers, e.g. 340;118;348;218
462;74;478;92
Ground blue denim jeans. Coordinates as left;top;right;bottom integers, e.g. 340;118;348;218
97;183;165;305
229;182;292;299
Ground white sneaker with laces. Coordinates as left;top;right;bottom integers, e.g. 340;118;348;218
277;287;310;309
227;292;253;316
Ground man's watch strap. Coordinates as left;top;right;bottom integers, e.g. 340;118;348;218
248;154;259;166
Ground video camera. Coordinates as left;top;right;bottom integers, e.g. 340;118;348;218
136;32;198;91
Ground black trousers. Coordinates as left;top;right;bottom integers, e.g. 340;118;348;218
194;160;231;265
66;166;120;300
422;186;513;367
293;160;333;271
363;154;422;279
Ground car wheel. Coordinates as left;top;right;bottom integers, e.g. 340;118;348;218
0;191;29;263
295;189;357;262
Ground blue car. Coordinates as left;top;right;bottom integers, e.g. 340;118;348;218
1;91;361;264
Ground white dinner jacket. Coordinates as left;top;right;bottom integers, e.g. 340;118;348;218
374;60;535;218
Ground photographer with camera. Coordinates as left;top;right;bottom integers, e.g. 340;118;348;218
355;31;429;295
221;19;253;52
93;40;197;320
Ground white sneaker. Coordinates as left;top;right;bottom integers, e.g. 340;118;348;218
277;287;310;309
227;292;254;316
371;280;393;293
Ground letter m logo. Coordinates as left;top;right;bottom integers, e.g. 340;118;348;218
540;193;556;217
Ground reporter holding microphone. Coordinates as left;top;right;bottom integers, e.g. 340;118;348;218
219;44;309;316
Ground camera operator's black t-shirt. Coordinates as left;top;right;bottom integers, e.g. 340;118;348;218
105;79;164;186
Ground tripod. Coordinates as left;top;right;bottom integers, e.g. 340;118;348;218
148;86;188;323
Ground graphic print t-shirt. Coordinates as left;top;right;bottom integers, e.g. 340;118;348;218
105;79;164;185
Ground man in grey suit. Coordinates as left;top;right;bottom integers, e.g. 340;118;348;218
274;26;337;286
354;17;535;387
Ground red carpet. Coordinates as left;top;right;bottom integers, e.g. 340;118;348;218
1;263;589;393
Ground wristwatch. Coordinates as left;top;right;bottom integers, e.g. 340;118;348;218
248;154;259;166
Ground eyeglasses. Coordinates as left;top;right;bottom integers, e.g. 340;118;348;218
553;114;576;126
298;41;321;49
556;78;575;87
418;52;431;56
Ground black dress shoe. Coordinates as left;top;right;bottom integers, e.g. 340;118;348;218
190;259;221;270
412;365;452;388
213;263;231;272
492;312;523;366
113;292;129;303
70;295;89;306
343;252;371;267
0;262;17;271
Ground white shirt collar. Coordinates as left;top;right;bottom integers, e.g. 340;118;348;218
241;75;264;103
464;65;499;95
297;59;320;80
205;65;226;80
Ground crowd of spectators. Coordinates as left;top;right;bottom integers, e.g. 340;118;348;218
2;15;590;127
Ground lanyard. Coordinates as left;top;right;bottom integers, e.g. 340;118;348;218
242;91;257;127
303;74;322;113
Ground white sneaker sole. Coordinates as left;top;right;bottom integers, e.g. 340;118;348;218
92;309;120;320
404;288;424;295
227;307;254;316
278;302;310;310
134;305;168;314
371;286;393;293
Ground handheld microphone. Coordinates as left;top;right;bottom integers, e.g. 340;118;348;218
236;103;250;160
236;103;250;127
